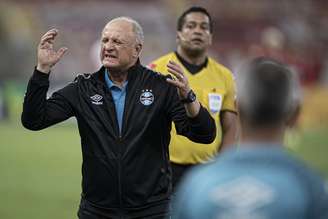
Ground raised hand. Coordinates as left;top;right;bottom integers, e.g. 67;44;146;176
37;29;68;73
166;60;200;117
166;60;190;100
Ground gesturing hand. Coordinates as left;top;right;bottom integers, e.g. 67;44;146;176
166;60;191;100
37;29;68;74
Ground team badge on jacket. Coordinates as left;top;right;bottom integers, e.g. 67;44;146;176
140;89;154;106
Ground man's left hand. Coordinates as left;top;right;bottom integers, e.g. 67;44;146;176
166;60;200;117
166;60;190;100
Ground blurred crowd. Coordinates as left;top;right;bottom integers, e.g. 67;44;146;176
0;0;328;120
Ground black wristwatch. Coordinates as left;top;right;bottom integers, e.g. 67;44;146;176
181;90;196;104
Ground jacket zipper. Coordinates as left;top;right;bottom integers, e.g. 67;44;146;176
118;135;123;219
105;79;130;218
104;84;124;218
118;80;131;219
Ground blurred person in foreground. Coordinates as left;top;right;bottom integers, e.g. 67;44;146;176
21;17;216;219
149;6;237;191
172;57;328;219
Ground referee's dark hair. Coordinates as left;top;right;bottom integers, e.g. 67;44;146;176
237;57;301;128
177;6;213;33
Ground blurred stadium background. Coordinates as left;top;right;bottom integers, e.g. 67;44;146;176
0;0;327;218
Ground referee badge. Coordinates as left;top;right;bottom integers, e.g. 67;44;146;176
208;93;222;113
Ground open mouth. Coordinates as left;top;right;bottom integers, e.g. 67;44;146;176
104;54;117;59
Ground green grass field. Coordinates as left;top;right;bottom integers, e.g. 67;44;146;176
0;121;81;219
0;120;328;219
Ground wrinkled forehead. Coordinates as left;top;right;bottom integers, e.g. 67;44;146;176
102;20;134;39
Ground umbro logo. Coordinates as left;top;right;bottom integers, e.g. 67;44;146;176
90;94;103;105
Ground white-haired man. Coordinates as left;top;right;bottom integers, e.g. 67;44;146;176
21;17;216;219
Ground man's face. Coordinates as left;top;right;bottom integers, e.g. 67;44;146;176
177;12;212;55
100;20;141;71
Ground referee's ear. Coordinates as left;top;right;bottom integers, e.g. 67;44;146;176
176;31;182;45
286;104;301;128
208;33;213;46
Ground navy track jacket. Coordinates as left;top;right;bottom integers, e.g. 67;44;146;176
21;62;216;217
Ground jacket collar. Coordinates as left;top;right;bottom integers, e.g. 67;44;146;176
92;59;143;86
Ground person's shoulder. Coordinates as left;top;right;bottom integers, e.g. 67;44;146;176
148;52;176;70
181;156;229;188
74;73;92;83
284;152;326;184
73;67;105;85
237;146;326;186
141;64;172;83
208;58;234;77
282;152;328;216
52;71;96;98
174;158;232;217
151;52;175;64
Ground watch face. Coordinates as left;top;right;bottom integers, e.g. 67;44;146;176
181;90;196;103
189;91;196;102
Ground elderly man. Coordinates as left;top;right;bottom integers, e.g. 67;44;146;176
21;17;216;219
172;57;328;219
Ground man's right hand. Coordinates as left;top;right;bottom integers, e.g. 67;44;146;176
37;29;68;74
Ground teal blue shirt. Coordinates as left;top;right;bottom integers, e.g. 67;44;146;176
172;145;328;219
105;69;128;134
